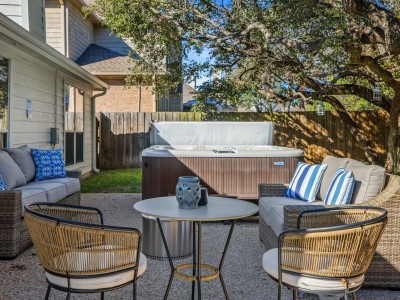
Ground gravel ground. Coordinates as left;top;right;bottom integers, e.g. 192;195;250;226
0;193;399;300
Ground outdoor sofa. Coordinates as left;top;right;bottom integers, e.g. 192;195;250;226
259;155;400;288
0;146;81;259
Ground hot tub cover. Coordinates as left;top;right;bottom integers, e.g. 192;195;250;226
150;122;274;146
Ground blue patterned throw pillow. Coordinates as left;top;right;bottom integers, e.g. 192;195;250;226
30;148;67;181
0;175;5;191
285;162;328;202
324;167;355;205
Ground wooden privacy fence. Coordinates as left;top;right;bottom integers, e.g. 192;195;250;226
96;111;389;170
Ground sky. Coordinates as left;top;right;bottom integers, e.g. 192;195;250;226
184;48;212;88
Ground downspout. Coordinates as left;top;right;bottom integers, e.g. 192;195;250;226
91;88;107;173
63;2;69;57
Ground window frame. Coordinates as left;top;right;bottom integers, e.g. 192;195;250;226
64;83;84;166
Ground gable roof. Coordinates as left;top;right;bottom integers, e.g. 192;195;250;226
76;44;133;76
0;13;107;90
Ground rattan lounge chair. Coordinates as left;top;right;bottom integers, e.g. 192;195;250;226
262;207;387;300
259;173;400;287
24;203;147;300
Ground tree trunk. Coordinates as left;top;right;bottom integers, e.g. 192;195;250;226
385;94;400;173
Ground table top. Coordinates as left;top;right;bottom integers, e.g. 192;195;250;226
134;196;259;221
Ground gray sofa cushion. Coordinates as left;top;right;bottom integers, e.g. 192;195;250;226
3;145;36;182
13;187;47;214
0;150;26;190
318;156;349;201
40;178;80;196
345;159;386;203
259;196;323;236
18;182;67;203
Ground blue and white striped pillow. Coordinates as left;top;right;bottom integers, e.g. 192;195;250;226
0;175;5;191
285;162;327;202
324;168;355;205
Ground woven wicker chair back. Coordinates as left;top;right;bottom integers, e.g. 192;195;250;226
280;207;387;278
24;204;140;276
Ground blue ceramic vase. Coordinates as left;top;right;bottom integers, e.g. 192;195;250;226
176;176;201;209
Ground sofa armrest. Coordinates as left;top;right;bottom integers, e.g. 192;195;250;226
258;183;288;197
0;191;24;257
283;204;327;230
66;170;82;179
0;190;23;216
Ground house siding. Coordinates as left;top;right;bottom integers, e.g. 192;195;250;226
0;0;45;41
0;38;94;174
0;1;22;27
169;94;182;111
94;27;132;55
67;1;93;61
28;0;46;41
45;0;63;53
158;94;182;112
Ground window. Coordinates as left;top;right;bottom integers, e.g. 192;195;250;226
0;56;9;148
64;84;84;166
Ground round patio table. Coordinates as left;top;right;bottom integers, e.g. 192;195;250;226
134;196;258;300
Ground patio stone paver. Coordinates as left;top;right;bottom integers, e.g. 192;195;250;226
0;193;399;300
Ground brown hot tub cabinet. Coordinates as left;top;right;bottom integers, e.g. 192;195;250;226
142;154;302;200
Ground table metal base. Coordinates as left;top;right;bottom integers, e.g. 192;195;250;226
156;218;236;300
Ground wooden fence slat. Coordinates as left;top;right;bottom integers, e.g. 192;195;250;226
96;111;389;169
138;112;145;166
118;113;125;169
132;113;139;167
144;112;152;149
100;112;111;169
124;112;133;168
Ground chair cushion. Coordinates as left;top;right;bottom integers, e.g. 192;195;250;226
17;182;67;203
345;159;385;204
30;148;67;181
262;248;364;292
12;188;47;214
3;145;36;182
37;177;80;196
318;156;349;201
259;197;323;236
324;168;355;205
285;162;327;202
45;252;147;290
0;150;26;190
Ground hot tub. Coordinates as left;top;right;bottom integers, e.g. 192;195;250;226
142;122;304;200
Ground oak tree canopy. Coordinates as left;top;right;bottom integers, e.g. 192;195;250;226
87;0;400;172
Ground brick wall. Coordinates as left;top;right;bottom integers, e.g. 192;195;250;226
96;78;155;112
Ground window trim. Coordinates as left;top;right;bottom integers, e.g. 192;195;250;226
64;83;84;166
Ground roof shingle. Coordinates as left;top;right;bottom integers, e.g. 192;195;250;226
76;44;133;75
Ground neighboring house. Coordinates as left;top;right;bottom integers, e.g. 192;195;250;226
182;83;195;103
45;0;182;112
0;3;108;175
